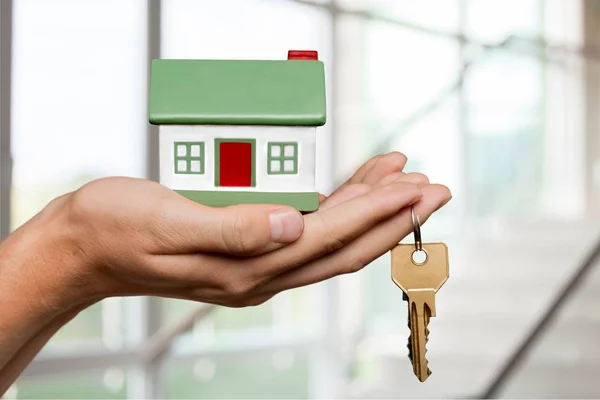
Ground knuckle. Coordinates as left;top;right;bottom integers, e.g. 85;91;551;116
362;192;382;214
381;151;407;170
334;256;368;277
405;172;429;184
221;276;255;298
67;185;94;221
344;183;371;198
325;235;345;253
316;213;346;253
346;256;369;274
221;214;256;254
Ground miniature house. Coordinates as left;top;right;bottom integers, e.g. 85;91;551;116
148;50;326;212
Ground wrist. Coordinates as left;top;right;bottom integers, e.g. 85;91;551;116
0;194;103;318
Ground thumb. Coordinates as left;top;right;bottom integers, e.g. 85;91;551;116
181;203;305;256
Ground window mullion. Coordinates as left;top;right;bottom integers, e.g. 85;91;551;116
141;0;162;398
0;0;12;241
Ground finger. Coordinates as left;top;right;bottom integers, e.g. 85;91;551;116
319;183;371;210
333;152;407;193
155;181;423;292
360;151;408;186
255;181;423;277
319;172;428;212
374;171;429;188
255;184;451;294
149;181;422;288
339;155;381;187
158;201;305;256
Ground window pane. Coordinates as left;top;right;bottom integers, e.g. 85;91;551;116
177;160;188;173
465;0;542;41
14;367;127;399
284;145;295;157
283;160;294;172
11;0;146;349
162;0;331;61
165;353;309;399
270;145;281;157
337;0;460;32
190;145;201;157
47;303;102;347
190;160;201;173
363;15;460;235
164;289;320;354
339;2;460;396
270;160;281;173
465;0;545;218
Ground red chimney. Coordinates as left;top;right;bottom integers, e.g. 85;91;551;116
287;50;319;61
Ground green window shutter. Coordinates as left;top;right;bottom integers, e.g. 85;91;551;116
267;142;298;175
174;142;205;174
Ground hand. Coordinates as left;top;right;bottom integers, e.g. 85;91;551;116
0;152;450;393
25;152;450;310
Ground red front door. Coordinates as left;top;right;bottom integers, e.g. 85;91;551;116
218;141;253;187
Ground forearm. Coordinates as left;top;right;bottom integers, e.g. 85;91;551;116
0;196;101;381
0;305;87;394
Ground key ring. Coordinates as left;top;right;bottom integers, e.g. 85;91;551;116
411;206;422;252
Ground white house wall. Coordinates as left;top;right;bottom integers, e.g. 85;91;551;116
159;125;317;192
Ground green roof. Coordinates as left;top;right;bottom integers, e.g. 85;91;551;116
149;59;326;126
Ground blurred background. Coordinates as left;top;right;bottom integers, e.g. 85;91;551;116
1;0;600;398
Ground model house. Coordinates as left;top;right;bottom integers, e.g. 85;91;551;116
148;50;326;212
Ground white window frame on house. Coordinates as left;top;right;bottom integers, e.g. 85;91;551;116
3;0;595;399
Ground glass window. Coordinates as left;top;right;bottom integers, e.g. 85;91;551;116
11;0;145;353
336;0;460;33
352;1;462;343
13;0;580;398
464;0;545;218
174;142;205;174
267;142;298;175
165;353;309;399
13;368;128;399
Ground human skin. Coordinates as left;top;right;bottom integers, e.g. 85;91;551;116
0;152;451;392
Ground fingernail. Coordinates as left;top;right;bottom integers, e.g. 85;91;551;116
269;209;304;243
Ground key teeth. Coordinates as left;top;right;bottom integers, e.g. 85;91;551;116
422;306;432;376
404;295;435;382
405;292;413;364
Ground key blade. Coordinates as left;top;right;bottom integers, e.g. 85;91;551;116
391;243;449;295
407;290;435;382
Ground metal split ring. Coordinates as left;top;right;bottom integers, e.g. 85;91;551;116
411;206;422;252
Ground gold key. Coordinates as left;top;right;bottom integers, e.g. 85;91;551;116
391;208;449;382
